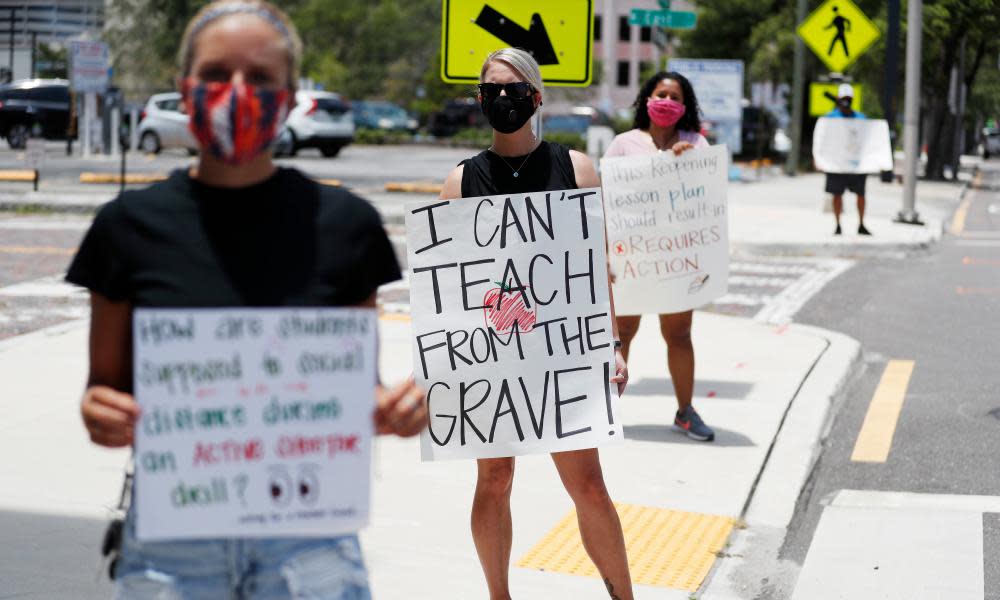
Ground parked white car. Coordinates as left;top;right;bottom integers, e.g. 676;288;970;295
137;92;197;154
275;90;354;158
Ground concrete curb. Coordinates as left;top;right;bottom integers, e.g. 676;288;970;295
699;324;863;599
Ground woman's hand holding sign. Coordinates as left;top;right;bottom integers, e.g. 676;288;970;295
81;386;140;448
611;349;629;397
375;377;428;437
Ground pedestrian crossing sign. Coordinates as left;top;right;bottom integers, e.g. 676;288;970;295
797;0;880;73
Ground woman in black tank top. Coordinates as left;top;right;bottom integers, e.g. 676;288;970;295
440;48;635;600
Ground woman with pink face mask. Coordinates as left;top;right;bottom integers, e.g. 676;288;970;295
602;71;715;442
66;2;426;597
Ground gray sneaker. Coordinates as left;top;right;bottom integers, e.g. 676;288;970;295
674;406;715;442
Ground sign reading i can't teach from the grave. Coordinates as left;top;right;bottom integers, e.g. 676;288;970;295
441;0;594;86
132;308;376;541
601;145;730;315
797;0;880;73
405;188;621;461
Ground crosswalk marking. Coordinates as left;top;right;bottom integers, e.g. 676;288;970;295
851;360;915;463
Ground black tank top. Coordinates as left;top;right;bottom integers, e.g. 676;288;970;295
460;141;578;198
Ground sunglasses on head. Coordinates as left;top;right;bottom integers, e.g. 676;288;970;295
478;82;536;100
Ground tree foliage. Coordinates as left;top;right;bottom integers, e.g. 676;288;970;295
676;0;1000;176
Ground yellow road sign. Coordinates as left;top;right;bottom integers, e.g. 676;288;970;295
797;0;879;73
441;0;594;86
810;82;864;116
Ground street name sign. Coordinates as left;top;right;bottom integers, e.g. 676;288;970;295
441;0;594;86
797;0;879;73
628;9;696;29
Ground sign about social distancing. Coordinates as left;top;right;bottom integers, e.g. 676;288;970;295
132;308;376;541
405;189;622;461
812;118;893;173
601;145;730;315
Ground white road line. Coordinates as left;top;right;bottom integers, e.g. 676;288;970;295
956;240;1000;247
728;275;800;287
831;489;1000;513
0;219;91;230
753;259;854;325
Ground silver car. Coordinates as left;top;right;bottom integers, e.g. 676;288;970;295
276;90;354;158
137;92;197;154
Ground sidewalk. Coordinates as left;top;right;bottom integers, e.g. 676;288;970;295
0;305;858;598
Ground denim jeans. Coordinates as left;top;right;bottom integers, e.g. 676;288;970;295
113;508;371;599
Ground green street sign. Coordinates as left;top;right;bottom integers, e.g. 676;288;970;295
628;8;696;29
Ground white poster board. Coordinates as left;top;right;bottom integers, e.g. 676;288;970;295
69;40;110;94
601;145;730;315
132;308;376;541
668;59;745;154
812;117;893;173
405;189;622;461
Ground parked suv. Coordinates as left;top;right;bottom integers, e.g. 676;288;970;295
0;79;72;149
136;92;198;154
275;90;354;157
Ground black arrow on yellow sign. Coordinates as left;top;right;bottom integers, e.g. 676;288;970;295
475;5;559;65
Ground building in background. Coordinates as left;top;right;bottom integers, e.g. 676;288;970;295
0;0;104;81
593;0;696;115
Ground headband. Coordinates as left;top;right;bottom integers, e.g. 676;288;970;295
188;3;293;46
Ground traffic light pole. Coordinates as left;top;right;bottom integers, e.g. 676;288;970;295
897;0;922;224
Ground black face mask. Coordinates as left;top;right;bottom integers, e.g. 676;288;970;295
481;94;537;134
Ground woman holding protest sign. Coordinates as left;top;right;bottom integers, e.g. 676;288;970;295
603;71;716;442
438;48;634;600
66;1;426;597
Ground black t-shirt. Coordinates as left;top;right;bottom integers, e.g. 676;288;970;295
66;167;400;308
460;141;578;197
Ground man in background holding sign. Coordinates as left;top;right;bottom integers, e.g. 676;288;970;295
66;2;426;597
421;48;634;600
814;83;883;236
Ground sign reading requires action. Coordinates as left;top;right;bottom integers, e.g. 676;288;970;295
441;0;594;86
405;188;622;461
601;145;730;315
132;308;376;541
797;0;880;73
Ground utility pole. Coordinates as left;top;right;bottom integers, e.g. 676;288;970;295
29;31;35;79
881;0;900;182
785;0;807;175
898;0;923;224
7;8;13;79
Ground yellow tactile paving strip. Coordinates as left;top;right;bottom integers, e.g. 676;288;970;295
516;503;735;591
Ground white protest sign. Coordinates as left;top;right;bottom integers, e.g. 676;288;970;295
132;308;376;541
812;117;893;174
406;188;622;461
69;40;110;94
601;145;730;315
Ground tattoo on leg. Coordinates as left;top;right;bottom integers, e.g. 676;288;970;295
604;578;622;600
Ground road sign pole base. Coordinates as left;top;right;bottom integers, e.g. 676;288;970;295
894;210;924;226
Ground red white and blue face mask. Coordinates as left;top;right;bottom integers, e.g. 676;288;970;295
183;79;290;165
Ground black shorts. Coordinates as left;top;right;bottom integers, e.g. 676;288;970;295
825;173;867;196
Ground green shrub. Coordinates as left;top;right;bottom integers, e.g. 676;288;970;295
354;128;415;145
542;131;586;151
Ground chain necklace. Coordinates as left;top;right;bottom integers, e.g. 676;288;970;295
489;140;538;178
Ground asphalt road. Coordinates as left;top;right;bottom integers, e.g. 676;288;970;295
781;160;1000;595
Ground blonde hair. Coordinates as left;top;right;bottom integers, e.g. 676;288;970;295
480;47;544;96
177;0;303;87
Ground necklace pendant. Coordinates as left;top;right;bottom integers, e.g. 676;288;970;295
512;172;519;178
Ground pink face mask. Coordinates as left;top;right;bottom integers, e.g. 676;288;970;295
646;98;686;127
